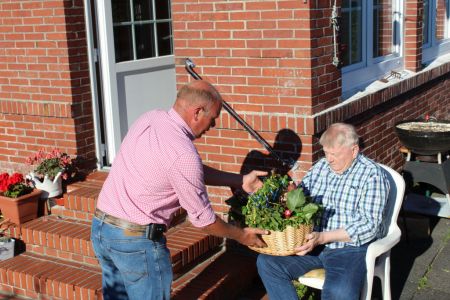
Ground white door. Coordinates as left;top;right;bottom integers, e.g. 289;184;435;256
95;0;176;165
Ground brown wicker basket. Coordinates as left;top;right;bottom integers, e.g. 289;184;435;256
249;224;313;256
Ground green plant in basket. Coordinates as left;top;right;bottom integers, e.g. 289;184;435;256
242;173;322;232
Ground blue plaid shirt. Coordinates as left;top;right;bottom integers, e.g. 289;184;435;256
300;154;389;249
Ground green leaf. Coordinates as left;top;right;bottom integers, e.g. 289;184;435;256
286;188;306;211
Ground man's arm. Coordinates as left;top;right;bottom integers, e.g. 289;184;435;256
201;216;268;247
203;164;267;193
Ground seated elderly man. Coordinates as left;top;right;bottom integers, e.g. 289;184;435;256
257;123;390;300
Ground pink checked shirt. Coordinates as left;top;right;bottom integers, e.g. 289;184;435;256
96;109;217;227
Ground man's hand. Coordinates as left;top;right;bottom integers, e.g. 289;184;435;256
238;227;269;248
242;170;268;193
295;232;322;256
295;228;351;255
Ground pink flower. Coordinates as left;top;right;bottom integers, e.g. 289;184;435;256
26;148;75;180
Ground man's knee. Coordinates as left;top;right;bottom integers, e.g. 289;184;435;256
323;277;361;300
256;254;271;273
256;254;284;278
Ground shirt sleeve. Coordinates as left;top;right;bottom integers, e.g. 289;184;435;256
344;170;390;246
168;152;216;227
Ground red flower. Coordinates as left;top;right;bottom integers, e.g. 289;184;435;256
0;173;9;192
0;172;32;198
8;173;24;186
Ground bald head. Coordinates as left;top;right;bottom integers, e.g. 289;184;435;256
175;80;222;113
173;80;223;138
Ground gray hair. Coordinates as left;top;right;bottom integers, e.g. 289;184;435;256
319;123;359;147
176;80;222;113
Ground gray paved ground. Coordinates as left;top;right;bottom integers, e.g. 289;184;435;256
237;212;450;300
389;213;450;300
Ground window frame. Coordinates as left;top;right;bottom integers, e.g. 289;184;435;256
112;0;173;63
422;0;450;63
341;0;404;99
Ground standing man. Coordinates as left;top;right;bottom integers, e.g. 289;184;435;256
91;80;268;300
257;123;390;300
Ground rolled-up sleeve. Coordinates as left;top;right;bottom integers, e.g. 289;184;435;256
345;172;389;246
168;152;216;227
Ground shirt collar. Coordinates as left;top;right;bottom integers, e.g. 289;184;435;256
168;108;195;141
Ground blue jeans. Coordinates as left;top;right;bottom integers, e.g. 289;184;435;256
91;217;172;300
257;245;368;300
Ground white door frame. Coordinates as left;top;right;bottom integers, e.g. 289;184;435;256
88;0;176;166
95;0;122;164
83;0;105;169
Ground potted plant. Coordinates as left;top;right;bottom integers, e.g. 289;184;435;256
0;172;42;225
241;172;322;256
26;148;75;199
0;235;15;261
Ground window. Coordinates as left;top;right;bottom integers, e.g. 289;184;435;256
112;0;173;63
422;0;450;63
341;0;403;98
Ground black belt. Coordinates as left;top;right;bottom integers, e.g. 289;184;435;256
94;209;166;240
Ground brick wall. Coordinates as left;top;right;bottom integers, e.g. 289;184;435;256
172;0;340;169
1;0;448;215
0;0;96;174
172;0;450;213
404;0;423;72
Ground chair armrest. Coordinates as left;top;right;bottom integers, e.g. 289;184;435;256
366;226;401;259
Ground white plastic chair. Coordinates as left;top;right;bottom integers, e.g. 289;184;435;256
298;164;406;300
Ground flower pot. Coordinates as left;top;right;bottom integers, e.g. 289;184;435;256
0;189;42;225
28;172;63;199
0;238;15;261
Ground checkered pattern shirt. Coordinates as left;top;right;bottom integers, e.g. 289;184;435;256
301;154;389;249
96;109;216;227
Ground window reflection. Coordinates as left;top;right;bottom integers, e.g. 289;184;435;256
112;0;131;23
423;0;430;44
136;24;156;59
156;0;171;20
134;0;152;21
112;0;173;62
341;0;363;66
157;22;173;56
436;0;448;40
114;26;133;62
373;0;393;58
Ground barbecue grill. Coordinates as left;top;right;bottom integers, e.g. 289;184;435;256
395;119;450;218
